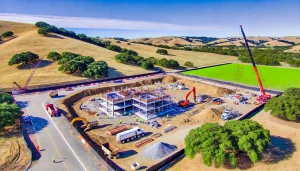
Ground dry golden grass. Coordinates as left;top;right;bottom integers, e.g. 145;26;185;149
0;22;150;89
0;21;36;36
108;39;238;67
216;40;256;47
279;36;300;44
285;45;300;53
167;38;192;46
207;38;230;45
263;40;293;47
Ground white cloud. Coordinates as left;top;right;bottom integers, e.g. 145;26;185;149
0;13;220;31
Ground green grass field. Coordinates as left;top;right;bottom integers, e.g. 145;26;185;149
183;64;300;91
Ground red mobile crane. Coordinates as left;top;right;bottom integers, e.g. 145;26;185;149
12;56;45;95
178;87;196;107
240;25;271;102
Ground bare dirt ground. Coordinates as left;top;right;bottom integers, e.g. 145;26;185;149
70;76;258;170
168;110;300;171
106;39;238;67
0;21;150;89
0;127;31;171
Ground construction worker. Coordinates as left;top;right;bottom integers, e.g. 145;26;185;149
167;114;169;118
107;115;109;119
120;119;122;124
53;157;55;163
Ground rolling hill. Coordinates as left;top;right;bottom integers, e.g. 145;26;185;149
0;21;150;89
106;39;238;67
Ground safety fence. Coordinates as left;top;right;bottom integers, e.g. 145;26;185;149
2;71;164;94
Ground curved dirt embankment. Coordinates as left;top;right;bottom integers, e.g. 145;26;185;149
0;131;31;171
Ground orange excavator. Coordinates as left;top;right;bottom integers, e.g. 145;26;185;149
178;87;196;107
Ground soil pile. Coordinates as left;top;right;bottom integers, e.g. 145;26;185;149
180;78;235;97
191;107;224;123
162;75;177;83
142;142;177;160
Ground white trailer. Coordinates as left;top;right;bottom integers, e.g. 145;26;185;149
116;127;145;143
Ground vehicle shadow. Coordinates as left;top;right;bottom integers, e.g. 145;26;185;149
119;150;138;158
262;136;296;164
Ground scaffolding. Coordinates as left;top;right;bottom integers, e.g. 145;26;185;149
98;88;172;120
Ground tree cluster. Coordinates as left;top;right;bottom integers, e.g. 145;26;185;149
1;31;14;38
185;120;270;167
57;52;108;78
8;51;39;66
0;93;21;129
155;58;180;69
184;61;194;67
265;87;300;121
114;53;154;70
156;49;168;55
47;51;62;60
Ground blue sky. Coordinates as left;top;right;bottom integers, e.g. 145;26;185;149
0;0;299;38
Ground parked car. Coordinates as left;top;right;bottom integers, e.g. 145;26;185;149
23;116;32;125
114;79;123;84
65;87;73;91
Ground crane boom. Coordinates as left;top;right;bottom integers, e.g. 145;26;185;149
240;25;266;95
240;25;271;102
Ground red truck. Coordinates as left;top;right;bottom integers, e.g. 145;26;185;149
45;104;59;117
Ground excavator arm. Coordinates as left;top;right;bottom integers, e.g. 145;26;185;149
185;87;196;102
71;117;89;127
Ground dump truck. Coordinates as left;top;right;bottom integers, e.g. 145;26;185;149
221;109;238;120
49;90;58;98
101;143;120;159
116;127;145;143
45;104;59;117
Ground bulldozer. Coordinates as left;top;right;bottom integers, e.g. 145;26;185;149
71;117;99;132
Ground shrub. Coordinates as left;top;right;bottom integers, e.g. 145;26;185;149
141;61;154;70
38;27;50;36
1;31;14;38
106;44;122;52
8;51;39;66
265;87;300;121
156;49;168;55
0;92;14;104
121;49;138;56
0;103;22;129
47;51;61;60
35;21;50;28
83;61;108;78
184;61;194;67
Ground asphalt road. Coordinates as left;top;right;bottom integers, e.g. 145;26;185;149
15;74;164;171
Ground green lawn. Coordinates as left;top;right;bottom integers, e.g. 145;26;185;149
183;64;300;91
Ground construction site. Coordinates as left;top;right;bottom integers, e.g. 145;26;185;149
58;73;273;171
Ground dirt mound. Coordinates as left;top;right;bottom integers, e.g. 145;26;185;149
180;78;235;97
162;75;177;83
191;107;224;123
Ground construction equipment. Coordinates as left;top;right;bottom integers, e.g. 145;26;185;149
211;98;223;105
45;104;59;117
49;90;58;98
178;87;196;107
11;56;45;95
101;143;120;159
116;127;145;144
71;117;99;132
176;80;186;90
221;109;238;120
240;25;271;102
196;94;209;103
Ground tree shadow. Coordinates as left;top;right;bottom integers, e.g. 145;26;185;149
262;136;296;164
23;116;49;134
119;150;138;158
108;67;126;78
16;101;30;109
17;60;53;70
224;153;253;170
46;34;65;39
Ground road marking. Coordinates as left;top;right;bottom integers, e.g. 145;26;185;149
42;100;87;171
31;102;69;171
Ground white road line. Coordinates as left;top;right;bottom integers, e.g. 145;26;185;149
42;100;87;171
